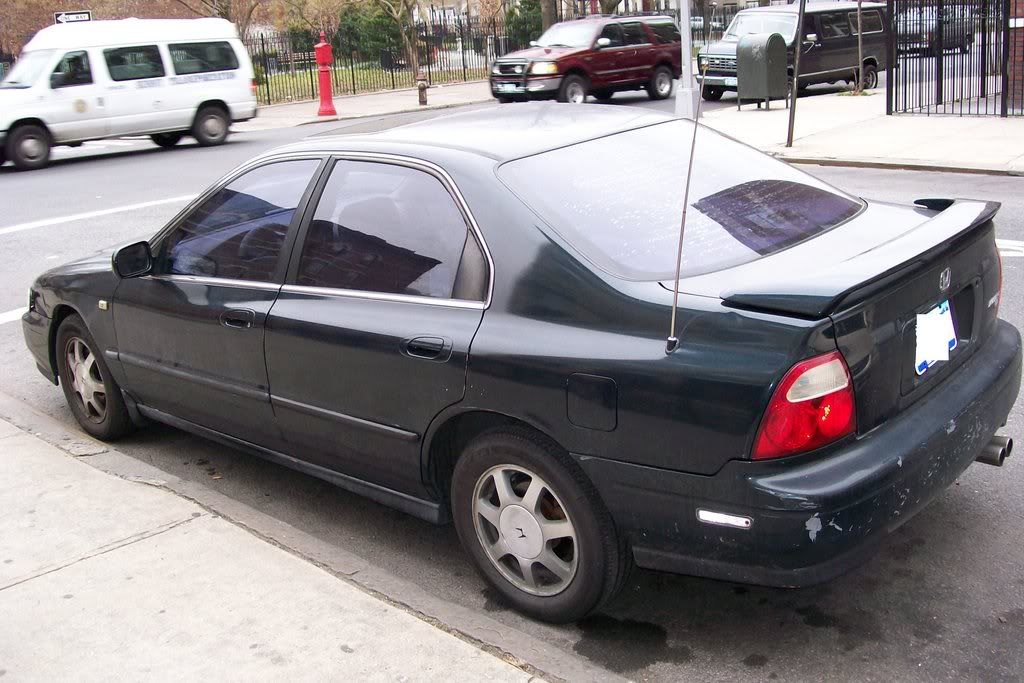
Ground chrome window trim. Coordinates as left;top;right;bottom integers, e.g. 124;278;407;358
146;274;282;291
294;151;495;308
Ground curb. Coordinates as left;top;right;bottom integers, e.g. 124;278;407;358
292;97;495;127
772;154;1024;176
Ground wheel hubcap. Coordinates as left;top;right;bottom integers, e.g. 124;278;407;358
203;115;226;138
66;337;106;423
657;72;671;95
472;465;578;596
19;136;44;161
568;84;585;103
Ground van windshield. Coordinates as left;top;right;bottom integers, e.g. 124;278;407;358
0;50;55;88
498;120;863;281
723;13;797;42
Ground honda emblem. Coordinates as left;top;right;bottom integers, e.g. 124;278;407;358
939;267;951;292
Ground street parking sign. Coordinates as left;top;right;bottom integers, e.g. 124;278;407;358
54;10;92;24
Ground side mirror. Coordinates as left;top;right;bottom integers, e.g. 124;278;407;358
530;40;539;47
50;72;66;89
113;241;152;278
596;37;611;48
805;33;819;43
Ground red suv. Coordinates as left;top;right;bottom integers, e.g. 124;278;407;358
490;16;682;104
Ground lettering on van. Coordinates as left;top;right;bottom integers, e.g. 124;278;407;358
169;72;237;85
135;79;165;89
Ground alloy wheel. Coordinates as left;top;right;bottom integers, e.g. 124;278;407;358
472;464;578;596
66;337;106;423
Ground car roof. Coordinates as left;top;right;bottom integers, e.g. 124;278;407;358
270;103;676;163
24;18;239;51
558;14;677;25
738;1;885;14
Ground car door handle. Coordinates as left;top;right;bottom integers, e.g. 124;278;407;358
221;309;256;329
401;336;451;361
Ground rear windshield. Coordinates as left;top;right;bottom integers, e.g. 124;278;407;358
497;120;863;281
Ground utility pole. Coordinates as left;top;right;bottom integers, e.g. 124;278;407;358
675;0;699;118
785;0;807;147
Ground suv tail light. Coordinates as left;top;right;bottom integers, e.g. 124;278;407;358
752;351;856;460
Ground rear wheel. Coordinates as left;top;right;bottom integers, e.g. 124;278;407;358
647;65;674;100
861;63;878;90
593;89;614;102
451;427;629;623
151;132;184;148
701;84;724;101
5;124;51;171
55;314;132;440
557;74;588;104
192;105;230;146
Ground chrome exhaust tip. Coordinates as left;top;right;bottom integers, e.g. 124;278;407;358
976;435;1013;467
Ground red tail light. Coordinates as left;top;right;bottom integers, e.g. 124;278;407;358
251;78;258;96
752;351;856;460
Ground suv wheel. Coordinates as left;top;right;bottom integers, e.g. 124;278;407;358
192;105;230;146
861;63;878;90
701;85;724;101
6;124;51;171
451;427;630;623
558;74;588;104
593;90;614;102
647;65;674;100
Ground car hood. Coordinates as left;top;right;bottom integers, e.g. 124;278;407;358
699;40;737;58
497;45;590;61
38;249;115;285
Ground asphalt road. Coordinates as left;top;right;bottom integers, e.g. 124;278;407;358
1;102;1023;682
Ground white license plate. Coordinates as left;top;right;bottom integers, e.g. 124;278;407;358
497;83;519;93
723;77;738;86
915;299;957;376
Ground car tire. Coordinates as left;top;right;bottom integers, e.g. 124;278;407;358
861;63;878;90
5;124;51;171
593;89;614;102
557;74;589;104
151;132;184;148
647;65;674;100
496;96;515;104
56;314;133;441
192;105;230;146
701;85;724;101
451;426;630;623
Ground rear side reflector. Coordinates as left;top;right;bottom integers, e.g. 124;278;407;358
753;351;856;460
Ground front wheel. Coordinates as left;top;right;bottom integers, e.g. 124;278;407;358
192;106;230;146
5;124;51;171
151;132;184;148
701;84;724;101
647;65;674;100
557;74;589;104
451;427;629;623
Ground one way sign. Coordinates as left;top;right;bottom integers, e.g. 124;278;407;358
54;10;93;24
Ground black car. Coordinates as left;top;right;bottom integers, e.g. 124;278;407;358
697;2;889;100
23;105;1020;622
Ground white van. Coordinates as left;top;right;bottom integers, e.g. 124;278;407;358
0;18;257;170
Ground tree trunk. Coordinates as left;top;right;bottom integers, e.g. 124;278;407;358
541;0;555;30
854;0;864;93
599;0;619;14
400;20;420;75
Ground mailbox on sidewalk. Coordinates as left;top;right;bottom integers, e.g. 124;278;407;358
736;33;788;110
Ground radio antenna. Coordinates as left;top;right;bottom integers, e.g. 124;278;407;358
666;2;718;355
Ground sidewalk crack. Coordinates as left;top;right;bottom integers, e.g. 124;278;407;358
0;513;204;593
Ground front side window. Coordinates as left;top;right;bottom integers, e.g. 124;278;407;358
819;13;852;39
621;23;648;45
52;51;92;87
170;41;239;75
159;160;320;282
104;45;165;81
296;160;474;300
598;24;625;48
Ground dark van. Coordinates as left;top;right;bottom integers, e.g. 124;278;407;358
697;1;888;100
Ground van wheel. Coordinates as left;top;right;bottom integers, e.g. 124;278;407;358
192;106;230;146
6;124;51;171
861;63;878;90
647;65;674;100
557;74;589;104
701;85;724;101
151;132;184;148
451;427;630;623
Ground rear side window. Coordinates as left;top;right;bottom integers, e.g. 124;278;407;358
296;160;475;300
649;22;682;44
169;41;239;75
621;23;648;45
104;45;164;81
819;13;852;39
849;10;883;34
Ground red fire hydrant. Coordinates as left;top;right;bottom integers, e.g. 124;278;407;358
314;31;337;117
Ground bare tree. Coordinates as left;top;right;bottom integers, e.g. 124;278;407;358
168;0;268;36
373;0;420;74
541;0;555;30
599;0;619;14
280;0;350;34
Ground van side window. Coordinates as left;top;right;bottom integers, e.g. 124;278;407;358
104;45;165;82
819;13;852;39
848;10;883;34
52;51;92;88
169;42;239;75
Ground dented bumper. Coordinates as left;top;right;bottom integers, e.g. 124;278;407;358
575;320;1022;587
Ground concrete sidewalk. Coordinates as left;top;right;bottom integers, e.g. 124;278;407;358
0;417;534;681
700;88;1024;175
236;80;492;132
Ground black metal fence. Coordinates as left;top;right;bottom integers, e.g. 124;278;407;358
887;0;1023;116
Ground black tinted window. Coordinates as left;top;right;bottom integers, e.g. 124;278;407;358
104;45;165;81
53;51;92;87
819;13;852;39
297;161;472;299
621;23;648;45
161;160;319;282
170;41;239;75
598;24;625;47
650;22;682;44
849;10;883;34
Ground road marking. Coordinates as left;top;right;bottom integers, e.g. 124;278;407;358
0;308;27;325
0;196;193;237
997;239;1024;258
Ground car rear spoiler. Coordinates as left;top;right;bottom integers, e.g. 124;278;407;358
721;199;1001;319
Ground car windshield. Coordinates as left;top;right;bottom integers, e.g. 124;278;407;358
535;22;599;47
0;50;55;88
498;120;863;281
723;13;798;41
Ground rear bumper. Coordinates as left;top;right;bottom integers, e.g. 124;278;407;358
575;320;1022;587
